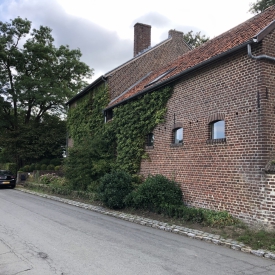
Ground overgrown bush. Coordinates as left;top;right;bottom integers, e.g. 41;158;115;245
158;204;238;226
47;164;55;170
41;164;47;170
29;164;35;172
202;209;238;227
64;135;115;190
50;159;62;166
39;173;66;186
97;170;134;209
127;174;183;210
35;163;41;170
22;165;30;172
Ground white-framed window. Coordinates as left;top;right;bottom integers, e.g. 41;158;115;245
211;120;225;139
173;127;183;144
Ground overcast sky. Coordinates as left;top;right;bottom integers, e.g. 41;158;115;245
0;0;255;81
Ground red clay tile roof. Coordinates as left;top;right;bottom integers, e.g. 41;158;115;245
106;5;275;109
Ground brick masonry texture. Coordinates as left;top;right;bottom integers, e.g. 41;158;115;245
140;30;275;229
67;6;275;228
106;29;190;101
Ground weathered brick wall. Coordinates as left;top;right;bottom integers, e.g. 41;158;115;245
140;30;275;227
107;30;190;101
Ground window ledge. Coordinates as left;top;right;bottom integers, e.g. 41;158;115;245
170;143;183;148
207;138;226;144
145;145;154;149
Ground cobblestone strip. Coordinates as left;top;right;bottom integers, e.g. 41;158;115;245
17;188;275;261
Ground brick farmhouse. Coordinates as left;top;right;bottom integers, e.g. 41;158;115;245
68;6;275;228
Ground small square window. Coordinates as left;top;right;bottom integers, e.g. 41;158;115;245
211;120;225;139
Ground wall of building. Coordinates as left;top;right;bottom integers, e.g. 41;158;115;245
140;31;275;227
107;30;190;101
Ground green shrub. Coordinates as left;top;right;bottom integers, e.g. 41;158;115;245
35;163;41;170
41;164;47;170
22;165;30;172
39;174;53;184
159;204;204;223
97;170;134;209
39;174;66;186
29;164;35;172
64;135;115;191
40;159;51;165
47;164;55;170
54;165;61;171
202;209;238;227
128;174;183;210
50;159;62;166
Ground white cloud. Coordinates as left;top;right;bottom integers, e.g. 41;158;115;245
0;0;254;80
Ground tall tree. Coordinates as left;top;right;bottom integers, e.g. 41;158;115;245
183;31;209;49
0;17;93;167
249;0;275;14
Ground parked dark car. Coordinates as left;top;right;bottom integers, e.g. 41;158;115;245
0;170;16;189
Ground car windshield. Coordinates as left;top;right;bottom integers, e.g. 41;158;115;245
0;170;11;175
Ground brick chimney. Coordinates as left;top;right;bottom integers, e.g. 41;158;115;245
168;29;183;39
134;23;151;57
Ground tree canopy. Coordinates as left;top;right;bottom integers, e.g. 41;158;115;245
0;17;93;167
183;31;209;49
249;0;275;14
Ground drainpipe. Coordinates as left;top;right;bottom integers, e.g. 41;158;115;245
247;43;275;62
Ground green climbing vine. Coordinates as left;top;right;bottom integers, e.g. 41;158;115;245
67;83;109;144
112;86;172;174
65;84;172;189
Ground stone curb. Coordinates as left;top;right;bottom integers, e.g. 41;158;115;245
17;188;275;261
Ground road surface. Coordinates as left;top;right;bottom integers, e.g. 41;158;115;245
1;189;275;275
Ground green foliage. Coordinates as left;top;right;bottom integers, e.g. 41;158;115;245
238;229;275;251
1;163;17;175
201;209;239;227
126;174;183;210
159;204;204;223
39;173;66;186
67;83;109;144
66;83;171;188
158;204;238;227
249;0;275;14
64;136;115;190
50;159;62;166
65;83;116;190
41;164;47;170
97;170;134;209
0;17;92;167
47;164;55;170
22;165;30;172
183;30;209;49
35;163;41;170
112;87;172;174
29;164;35;172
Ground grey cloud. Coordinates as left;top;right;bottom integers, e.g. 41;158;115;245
0;0;132;78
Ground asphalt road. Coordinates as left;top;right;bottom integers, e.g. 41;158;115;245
1;189;275;275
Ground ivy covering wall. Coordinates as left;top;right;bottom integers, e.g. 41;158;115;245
113;86;172;174
65;84;172;189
